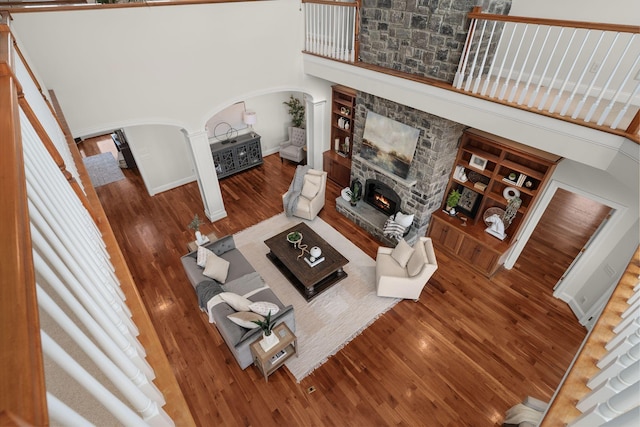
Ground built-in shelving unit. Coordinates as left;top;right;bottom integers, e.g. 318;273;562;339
325;84;356;187
428;128;561;276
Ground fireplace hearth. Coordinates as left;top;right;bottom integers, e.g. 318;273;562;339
364;179;401;217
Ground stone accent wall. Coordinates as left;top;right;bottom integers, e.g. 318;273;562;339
343;92;464;240
359;0;512;82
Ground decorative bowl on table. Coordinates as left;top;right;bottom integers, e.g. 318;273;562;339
286;231;303;247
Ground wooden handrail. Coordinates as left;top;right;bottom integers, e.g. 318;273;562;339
468;8;640;34
302;0;358;7
541;246;640;425
0;11;48;426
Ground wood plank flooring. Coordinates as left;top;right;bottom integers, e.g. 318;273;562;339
83;138;587;427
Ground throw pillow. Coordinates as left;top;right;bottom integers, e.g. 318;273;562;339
390;239;414;268
196;246;215;268
219;292;253;312
383;217;406;241
227;311;264;329
301;177;320;199
394;212;414;228
248;301;280;317
203;252;230;283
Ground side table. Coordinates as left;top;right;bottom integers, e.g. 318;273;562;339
186;231;218;252
250;323;297;382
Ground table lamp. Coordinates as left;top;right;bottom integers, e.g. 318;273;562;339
243;111;257;137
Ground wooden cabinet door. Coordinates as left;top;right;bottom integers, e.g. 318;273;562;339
457;238;498;275
430;217;463;253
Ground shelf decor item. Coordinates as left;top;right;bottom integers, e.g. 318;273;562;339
446;189;462;215
469;154;488;171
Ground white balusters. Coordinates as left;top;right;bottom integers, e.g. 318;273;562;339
453;15;639;130
20;98;172;424
304;2;357;63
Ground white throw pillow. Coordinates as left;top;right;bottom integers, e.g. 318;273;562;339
394;212;414;228
196;246;214;268
301;177;320;199
248;301;280;317
202;252;230;283
219;292;252;312
390;239;414;269
227;311;264;329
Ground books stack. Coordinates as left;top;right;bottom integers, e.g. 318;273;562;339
502;173;528;188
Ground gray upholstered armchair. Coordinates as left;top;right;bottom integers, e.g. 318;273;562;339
279;127;306;163
376;237;438;301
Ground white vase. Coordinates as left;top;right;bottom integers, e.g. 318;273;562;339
259;331;279;352
195;230;204;244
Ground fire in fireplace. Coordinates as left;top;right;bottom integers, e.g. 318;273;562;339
364;179;401;216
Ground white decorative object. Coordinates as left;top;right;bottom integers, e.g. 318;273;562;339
260;332;279;352
485;214;506;240
469;154;488;171
334;138;340;151
309;246;322;261
195;231;207;245
454;165;468;182
503;186;521;200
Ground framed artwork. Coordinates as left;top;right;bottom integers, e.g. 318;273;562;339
457;187;482;217
360;111;421;179
469;154;488;171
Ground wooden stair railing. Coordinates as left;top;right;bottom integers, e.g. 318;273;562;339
1;10;195;425
0;11;48;426
541;246;640;425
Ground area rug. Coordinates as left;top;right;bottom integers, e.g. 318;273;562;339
234;213;400;382
83;152;125;187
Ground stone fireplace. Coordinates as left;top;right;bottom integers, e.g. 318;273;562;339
335;92;464;246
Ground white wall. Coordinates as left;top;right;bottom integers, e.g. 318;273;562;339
10;1;311;136
123;125;195;195
510;0;640;25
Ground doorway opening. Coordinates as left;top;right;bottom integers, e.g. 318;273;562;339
514;188;612;291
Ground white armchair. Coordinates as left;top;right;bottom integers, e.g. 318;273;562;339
376;237;438;301
282;169;327;220
279;126;306;164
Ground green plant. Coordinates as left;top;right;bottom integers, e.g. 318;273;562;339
287;231;302;242
252;311;274;336
283;95;305;128
348;189;359;205
446;189;462;209
187;214;205;232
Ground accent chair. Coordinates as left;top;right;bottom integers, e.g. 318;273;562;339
279;126;306;164
282;169;327;220
375;237;438;301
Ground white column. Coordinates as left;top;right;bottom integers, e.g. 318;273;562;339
307;97;327;170
184;130;227;222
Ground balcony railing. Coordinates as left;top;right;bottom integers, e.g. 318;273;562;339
0;11;194;426
302;2;640;141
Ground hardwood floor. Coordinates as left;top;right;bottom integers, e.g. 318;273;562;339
84;137;587;426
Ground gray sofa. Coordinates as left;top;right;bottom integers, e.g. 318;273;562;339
180;235;295;369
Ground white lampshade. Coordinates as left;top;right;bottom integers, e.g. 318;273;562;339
243;111;257;126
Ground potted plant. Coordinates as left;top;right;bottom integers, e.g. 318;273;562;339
252;311;279;351
188;214;205;244
283;95;305;128
446;189;462;215
286;231;303;247
348;189;359;206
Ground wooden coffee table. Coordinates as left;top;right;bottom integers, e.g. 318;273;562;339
264;222;348;301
